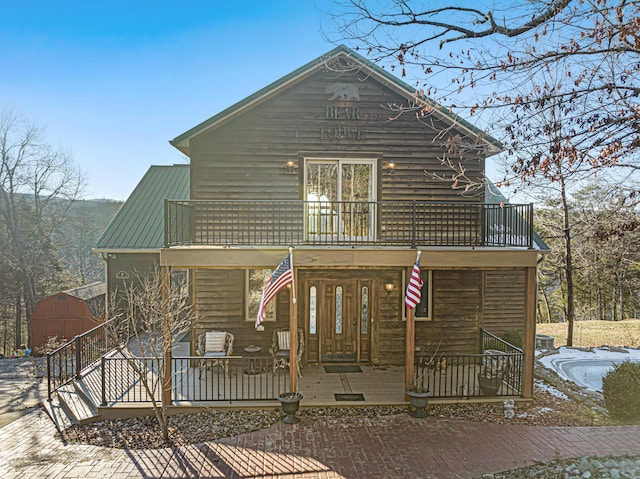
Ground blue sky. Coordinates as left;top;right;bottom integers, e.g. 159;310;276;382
1;1;502;201
0;1;337;200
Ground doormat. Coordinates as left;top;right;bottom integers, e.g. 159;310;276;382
335;393;365;401
324;365;362;373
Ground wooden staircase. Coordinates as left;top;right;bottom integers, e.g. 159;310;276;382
42;360;105;430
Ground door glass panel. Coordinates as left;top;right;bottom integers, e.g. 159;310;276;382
335;285;343;334
361;286;368;334
306;162;338;235
309;286;317;334
341;163;373;237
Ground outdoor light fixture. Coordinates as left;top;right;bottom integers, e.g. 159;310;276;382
383;159;396;174
385;280;395;295
285;158;299;175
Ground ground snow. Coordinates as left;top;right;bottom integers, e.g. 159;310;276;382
538;346;640;391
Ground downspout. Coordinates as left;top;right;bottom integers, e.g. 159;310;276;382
100;252;109;318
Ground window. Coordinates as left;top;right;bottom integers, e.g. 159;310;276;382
361;286;369;334
335;285;343;333
309;286;317;334
246;269;276;321
305;159;376;239
170;269;189;299
403;269;432;321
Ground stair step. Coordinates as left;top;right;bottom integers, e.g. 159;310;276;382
56;384;99;424
41;395;75;432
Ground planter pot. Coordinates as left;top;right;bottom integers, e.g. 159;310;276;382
407;389;431;418
477;374;502;396
278;392;303;424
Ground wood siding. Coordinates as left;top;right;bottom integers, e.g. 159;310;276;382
482;269;526;335
189;68;484;204
190;267;527;366
379;270;483;365
107;253;158;299
192;269;290;355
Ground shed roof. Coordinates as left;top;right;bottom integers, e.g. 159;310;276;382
94;164;190;251
63;282;106;301
170;45;503;156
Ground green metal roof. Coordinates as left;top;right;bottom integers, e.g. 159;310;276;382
94;165;190;251
170;45;503;155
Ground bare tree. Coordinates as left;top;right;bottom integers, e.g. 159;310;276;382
105;267;195;443
0;108;85;350
332;0;640;187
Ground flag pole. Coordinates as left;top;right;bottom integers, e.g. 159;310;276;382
288;247;298;392
405;251;421;397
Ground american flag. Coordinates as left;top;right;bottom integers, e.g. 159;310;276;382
405;256;424;310
256;254;293;328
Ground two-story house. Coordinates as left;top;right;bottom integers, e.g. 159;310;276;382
96;45;547;405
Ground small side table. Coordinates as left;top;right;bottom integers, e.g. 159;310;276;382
244;345;263;375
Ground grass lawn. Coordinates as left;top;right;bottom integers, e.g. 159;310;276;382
536;319;640;348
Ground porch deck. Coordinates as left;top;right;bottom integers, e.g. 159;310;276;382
48;329;523;426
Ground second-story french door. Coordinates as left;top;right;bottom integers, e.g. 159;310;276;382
305;159;376;241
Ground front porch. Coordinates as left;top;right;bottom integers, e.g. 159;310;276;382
58;355;520;425
46;318;524;425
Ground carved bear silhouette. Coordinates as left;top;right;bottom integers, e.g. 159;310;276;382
325;82;360;101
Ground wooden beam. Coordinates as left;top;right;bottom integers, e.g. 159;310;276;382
404;307;415;399
160;247;539;269
522;266;537;399
290;266;298;392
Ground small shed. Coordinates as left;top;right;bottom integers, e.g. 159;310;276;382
30;282;106;351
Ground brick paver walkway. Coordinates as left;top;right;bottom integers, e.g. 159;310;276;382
1;408;639;478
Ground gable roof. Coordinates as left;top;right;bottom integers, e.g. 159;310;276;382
94;164;190;252
170;45;503;156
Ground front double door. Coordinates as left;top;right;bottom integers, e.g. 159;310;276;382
304;273;372;364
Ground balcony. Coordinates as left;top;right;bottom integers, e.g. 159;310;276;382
164;200;534;249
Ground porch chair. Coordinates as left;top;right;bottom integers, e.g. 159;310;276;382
196;331;234;378
477;349;512;395
271;328;304;376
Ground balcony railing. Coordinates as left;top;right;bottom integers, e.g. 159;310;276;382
165;200;534;248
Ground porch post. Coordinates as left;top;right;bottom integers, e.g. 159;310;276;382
289;248;298;392
404;307;415;398
161;265;172;407
522;266;537;399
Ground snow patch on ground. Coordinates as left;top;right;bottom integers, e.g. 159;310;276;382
538;346;640;391
534;379;570;400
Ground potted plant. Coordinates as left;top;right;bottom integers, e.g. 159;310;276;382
477;367;502;395
477;350;508;395
277;391;303;424
407;345;440;418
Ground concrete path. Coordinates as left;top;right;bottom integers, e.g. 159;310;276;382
0;357;46;428
1;407;639;478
